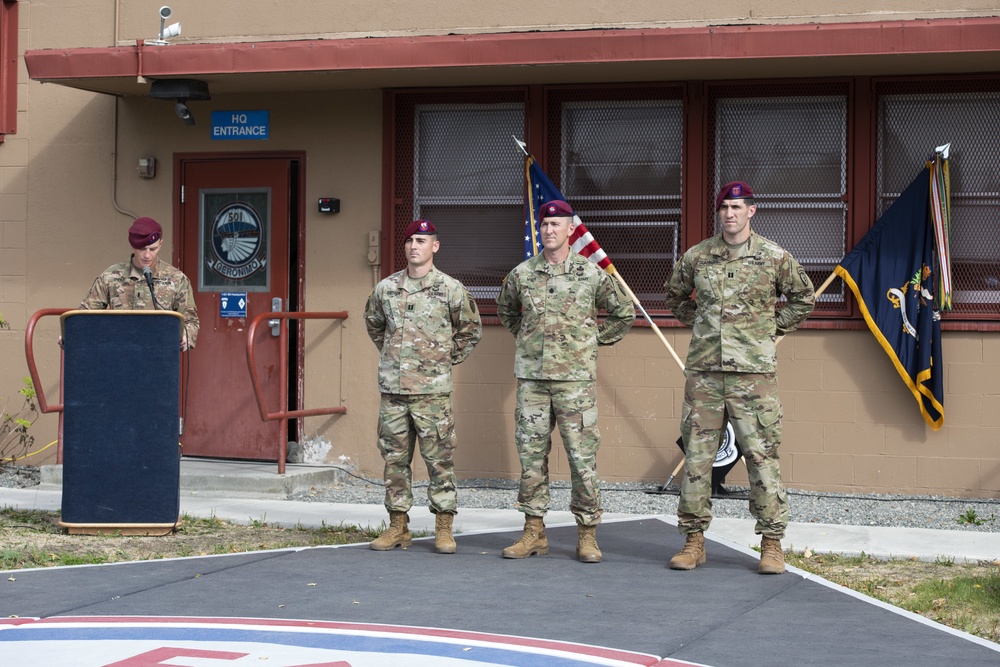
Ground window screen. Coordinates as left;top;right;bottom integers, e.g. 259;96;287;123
547;88;684;310
709;89;849;313
391;91;526;305
877;84;1000;317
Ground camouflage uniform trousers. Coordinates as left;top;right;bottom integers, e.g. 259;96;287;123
678;371;788;539
377;392;457;515
514;379;602;527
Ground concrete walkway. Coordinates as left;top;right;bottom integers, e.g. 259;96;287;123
3;484;999;564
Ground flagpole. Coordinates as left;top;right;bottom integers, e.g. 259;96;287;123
611;272;686;370
813;271;837;300
636;270;836;373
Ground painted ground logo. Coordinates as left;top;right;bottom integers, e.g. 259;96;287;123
0;617;708;666
207;202;267;280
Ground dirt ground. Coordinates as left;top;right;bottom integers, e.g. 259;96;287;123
795;554;996;592
1;510;373;568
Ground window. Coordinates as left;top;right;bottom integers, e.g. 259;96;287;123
0;0;17;141
390;90;526;303
708;86;850;315
877;81;1000;318
388;79;997;326
547;87;684;307
392;86;685;312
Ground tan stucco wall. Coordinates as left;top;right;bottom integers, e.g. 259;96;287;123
443;328;1000;498
107;1;1000;45
0;2;32;463
4;0;999;497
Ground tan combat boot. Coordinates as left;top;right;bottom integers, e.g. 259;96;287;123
576;525;602;563
759;536;785;574
668;532;706;570
502;516;549;559
435;513;457;554
370;511;412;551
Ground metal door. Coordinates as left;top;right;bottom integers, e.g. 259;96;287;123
178;156;295;460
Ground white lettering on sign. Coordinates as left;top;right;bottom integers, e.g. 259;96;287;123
212;126;268;137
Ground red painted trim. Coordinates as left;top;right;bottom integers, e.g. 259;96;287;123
0;0;19;139
630;315;1000;332
850;77;875;320
684;80;707;250
380;90;394;279
25;18;1000;84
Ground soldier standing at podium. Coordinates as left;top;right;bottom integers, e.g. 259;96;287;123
79;217;199;350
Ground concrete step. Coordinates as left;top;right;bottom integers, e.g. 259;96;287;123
39;457;351;499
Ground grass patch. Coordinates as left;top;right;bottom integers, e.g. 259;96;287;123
787;550;1000;644
904;573;1000;639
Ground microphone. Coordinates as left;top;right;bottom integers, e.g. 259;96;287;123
143;266;160;310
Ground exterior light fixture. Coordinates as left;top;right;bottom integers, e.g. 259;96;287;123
149;79;211;126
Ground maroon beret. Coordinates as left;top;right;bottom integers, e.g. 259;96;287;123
403;219;437;241
715;181;754;211
128;217;163;249
540;199;573;219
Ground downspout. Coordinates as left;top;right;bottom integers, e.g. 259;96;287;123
112;0;137;220
111;98;137;221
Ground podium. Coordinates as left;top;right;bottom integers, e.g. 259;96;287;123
59;310;183;535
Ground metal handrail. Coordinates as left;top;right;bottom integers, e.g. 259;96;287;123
24;308;71;462
246;310;350;473
24;308;72;414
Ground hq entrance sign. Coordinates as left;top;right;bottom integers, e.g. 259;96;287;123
211;110;269;140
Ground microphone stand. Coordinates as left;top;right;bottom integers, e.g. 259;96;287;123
143;266;162;310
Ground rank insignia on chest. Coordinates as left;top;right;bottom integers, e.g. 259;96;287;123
407;304;414;311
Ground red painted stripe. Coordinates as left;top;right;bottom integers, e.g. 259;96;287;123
23;616;670;665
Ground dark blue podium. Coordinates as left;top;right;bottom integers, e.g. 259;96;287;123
59;310;183;535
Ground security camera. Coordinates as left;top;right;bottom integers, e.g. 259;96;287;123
152;6;181;44
175;102;195;125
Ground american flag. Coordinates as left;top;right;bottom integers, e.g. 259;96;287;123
523;155;617;275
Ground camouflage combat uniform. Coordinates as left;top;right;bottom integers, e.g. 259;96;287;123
497;252;635;527
364;266;482;515
80;257;200;348
665;231;814;539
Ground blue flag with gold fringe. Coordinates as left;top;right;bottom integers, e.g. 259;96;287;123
834;167;944;430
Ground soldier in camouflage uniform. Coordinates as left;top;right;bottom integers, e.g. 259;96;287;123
664;182;815;574
364;219;482;554
80;217;199;350
497;200;635;563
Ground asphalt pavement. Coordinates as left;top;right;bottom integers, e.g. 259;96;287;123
2;465;999;666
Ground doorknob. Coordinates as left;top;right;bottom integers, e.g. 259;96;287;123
268;297;282;337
